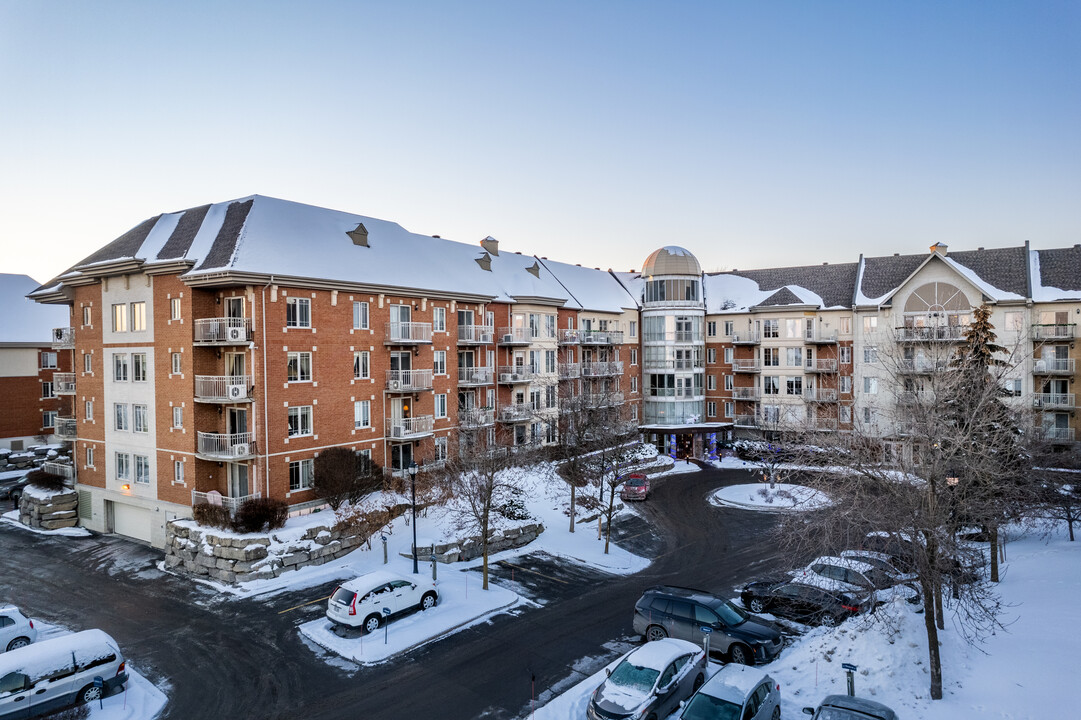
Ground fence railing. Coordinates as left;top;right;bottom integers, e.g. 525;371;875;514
196;432;256;459
459;408;496;427
580;361;623;377
42;462;75;481
499;404;533;422
52;327;74;349
457;325;495;344
1031;323;1075;340
386;369;434;392
191;490;261;515
498;365;539;383
195;375;253;402
193;317;252;344
1033;358;1075;374
1034;393;1075;409
55;417;77;439
54;372;76;394
384;322;433;344
732;359;761;372
458;366;494;385
386;415;434;439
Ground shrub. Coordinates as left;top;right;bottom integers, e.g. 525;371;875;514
24;469;67;492
192;502;232;529
233;497;288;533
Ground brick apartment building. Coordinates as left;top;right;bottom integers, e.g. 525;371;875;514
27;196;1080;546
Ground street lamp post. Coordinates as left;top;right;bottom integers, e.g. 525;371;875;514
409;460;419;574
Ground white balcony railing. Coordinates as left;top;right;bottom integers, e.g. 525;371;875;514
732;359;761;372
1032;324;1076;341
896;325;969;342
385;322;433;344
734;414;760;427
643;359;703;370
581;361;623;377
195;375;253;402
1034;393;1075;409
458;366;494;385
499;404;534;423
54;372;76;394
52;327;74;349
732;387;760;400
386;415;434;439
498;365;539;383
458;325;494;344
558;362;580;379
55;417;77;439
730;332;761;345
558;329;581;344
805;331;839;344
582;391;624;406
581;330;625;345
193;317;252;344
809;418;839;431
42;462;75;481
1033;358;1075;375
459;408;496;427
196;432;256;460
191;490;262;515
498;327;534;344
806;359;838;373
644;331;701;344
1039;426;1075;443
386;369;434;392
804;388;838;402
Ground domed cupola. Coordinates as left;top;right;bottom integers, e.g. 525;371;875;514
641;246;701;277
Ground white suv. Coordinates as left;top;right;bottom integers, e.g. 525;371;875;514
326;570;438;633
0;606;38;652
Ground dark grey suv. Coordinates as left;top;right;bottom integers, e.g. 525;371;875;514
632;586;784;665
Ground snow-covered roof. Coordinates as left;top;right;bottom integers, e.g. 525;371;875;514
623;638;700;671
0;629;120;679
536;257;639;313
700;663;771;700
341;569;415;593
0;274;69;344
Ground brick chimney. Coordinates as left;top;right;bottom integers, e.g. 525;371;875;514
930;242;948;256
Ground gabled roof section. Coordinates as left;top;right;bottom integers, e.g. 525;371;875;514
757;287;805;307
858;254;926;304
195;199;254;271
1035;246;1081;295
73;215;161;268
536;258;639;313
947;247;1028;297
156;204;212;260
728;263;858;309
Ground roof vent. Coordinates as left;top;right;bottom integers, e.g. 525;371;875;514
977;246;984;251
480;236;499;256
822;262;828;265
515;251;522;255
930;242;948;256
347;222;369;247
526;261;541;278
894;253;899;256
432;235;441;238
575;264;581;267
475;252;492;272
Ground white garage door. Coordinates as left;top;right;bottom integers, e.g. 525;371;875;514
111;502;153;543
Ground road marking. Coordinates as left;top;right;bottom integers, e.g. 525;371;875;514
496;560;569;585
278;595;331;614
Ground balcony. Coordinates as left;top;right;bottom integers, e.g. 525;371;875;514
195;375;253;403
459;408;496;428
644;359;703;371
385;415;435;440
458;325;494;344
808;417;839;431
42;462;75;482
804;388;838;403
193;318;252;345
54;372;76;395
498;327;533;345
191;490;261;515
644;331;701;344
1032;324;1076;341
582;391;624;407
897;359;946;374
558;362;580;379
1034;393;1076;410
805;359;838;373
385;322;433;345
55;416;77;440
732;359;761;373
1033;358;1075;375
895;325;969;342
196;432;256;461
386;369;434;392
1038;426;1075;443
730;332;761;345
558;329;581;345
734;414;760;428
581;330;624;345
805;331;839;344
897;390;929;405
499;404;534;423
458;366;494;386
581;361;623;377
52;327;74;349
498;365;539;384
732;387;760;401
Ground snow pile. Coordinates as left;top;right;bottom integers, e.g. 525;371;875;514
708;483;832;512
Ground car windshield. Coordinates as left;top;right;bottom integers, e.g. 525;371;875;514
863;569;894;589
712;599;749;625
816;707;882;720
330;587;356;605
680;693;742;720
607;660;660;694
626;479;646;487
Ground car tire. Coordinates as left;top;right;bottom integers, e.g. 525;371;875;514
421;592;437;610
771;706;780;720
363;614;382;634
78;683;103;704
749;598;766;613
645;625;668;642
728;643;753;665
820;614;838;628
693;673;704;692
6;637;31;652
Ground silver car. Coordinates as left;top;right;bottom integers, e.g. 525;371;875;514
679;664;780;720
0;606;37;653
587;638;707;720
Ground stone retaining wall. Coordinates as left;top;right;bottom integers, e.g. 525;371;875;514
401;522;545;564
18;490;79;530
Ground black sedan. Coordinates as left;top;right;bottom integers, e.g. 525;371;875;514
0;472;29;508
739;581;865;627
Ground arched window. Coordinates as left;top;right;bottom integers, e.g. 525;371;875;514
903;282;970;327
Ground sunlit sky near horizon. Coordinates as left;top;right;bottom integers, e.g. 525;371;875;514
1;1;1078;284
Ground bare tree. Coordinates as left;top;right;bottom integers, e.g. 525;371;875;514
1036;463;1081;541
313;447;383;510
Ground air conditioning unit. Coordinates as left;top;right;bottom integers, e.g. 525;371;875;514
1035;360;1047;373
226;326;245;342
389;380;402;391
232;443;250;456
503;334;514;343
227;384;245;400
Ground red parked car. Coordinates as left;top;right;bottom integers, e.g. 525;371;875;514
620;474;650;501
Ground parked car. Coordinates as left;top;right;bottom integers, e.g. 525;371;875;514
739;580;866;627
587;638;706;720
802;694;898;720
863;530;980;585
0;628;127;720
326;570;438;633
620;474;650;501
678;663;781;720
0;473;29;509
0;606;37;653
632;586;784;665
792;556;919;606
839;550;917;584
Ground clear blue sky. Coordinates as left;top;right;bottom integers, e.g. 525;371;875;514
1;1;1078;282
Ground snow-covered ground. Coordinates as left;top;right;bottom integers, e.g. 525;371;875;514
1;508;92;536
532;524;1079;720
708;483;831;512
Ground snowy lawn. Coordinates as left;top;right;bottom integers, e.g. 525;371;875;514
708;483;831;512
1;509;92;536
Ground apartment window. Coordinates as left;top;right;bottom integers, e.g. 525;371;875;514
116;452;130;481
546;385;557;408
112;304;127;332
707;401;717;418
707;348;716;364
863;346;878;363
287;352;312;382
434;351;447;376
40;351;57;369
354;400;370;429
286;297;312;328
724;402;734;418
42;410;57;428
287;406;313;437
41;381;55;399
864;376;878;394
435;394;448;419
631;376;638;393
132;353;147;382
840;347;852;364
786;348;803;367
762;320;779;338
1005;378;1023;397
839;316;852;334
433;307;446;332
130;302;146;332
289;459;314;491
785;319;801;338
630;404;638;421
762;348;780;367
434;436;448;463
724;321;734;336
114;403;129;431
82;306;92;326
352;301;369;330
545;315;556;339
170;297;181;320
86;446;94;468
171;352;182;374
724;375;733;391
837;405;850;423
84;400;93;421
174;460;185;485
840;376;853;394
133;404;149;433
113;354;129;382
723;347;733;364
763;377;780;395
173;406;183;428
349;351;367;380
707;321;717;337
787;377;803;396
629;321;637;338
863;316;878;333
863;407;875;423
630;348;638;365
83;353;92;373
707;375;717;391
1004;311;1024;332
135;455;150;484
